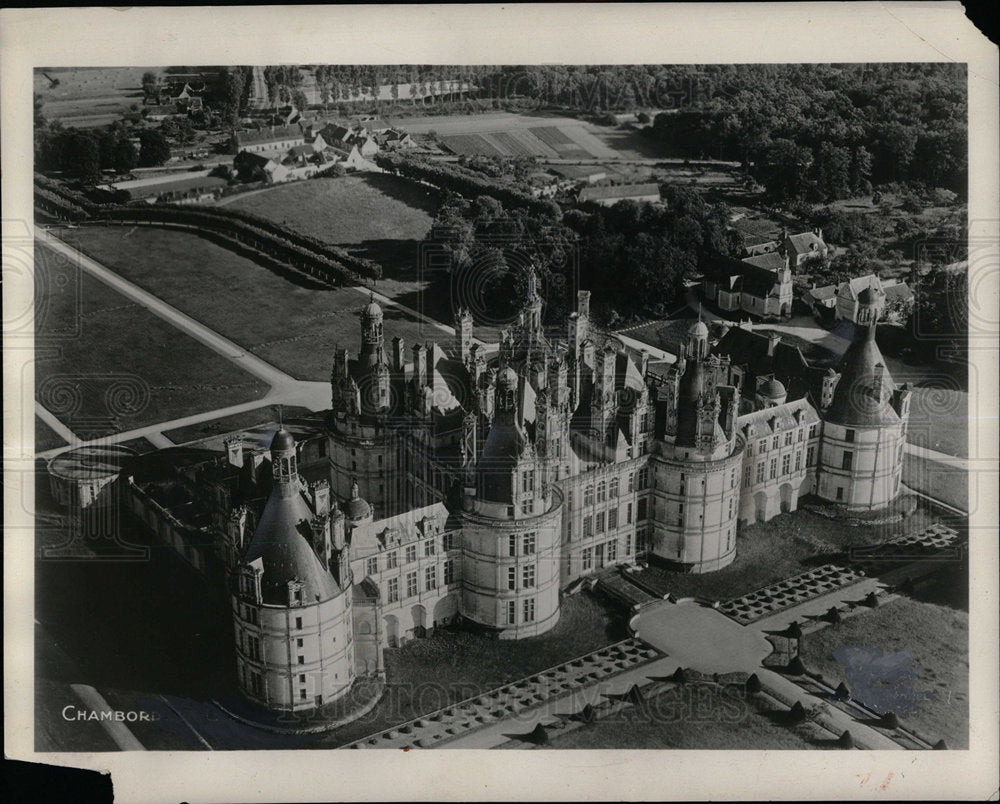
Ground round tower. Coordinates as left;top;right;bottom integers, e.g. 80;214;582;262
649;353;744;573
461;365;562;638
816;318;907;511
232;429;355;712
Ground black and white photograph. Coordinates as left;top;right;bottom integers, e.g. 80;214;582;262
4;4;998;802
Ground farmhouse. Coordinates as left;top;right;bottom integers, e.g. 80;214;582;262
105;172;228;204
578;183;661;206
703;251;794;319
232;124;307;156
832;275;913;325
783;228;830;266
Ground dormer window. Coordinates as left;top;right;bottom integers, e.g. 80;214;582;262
288;580;304;607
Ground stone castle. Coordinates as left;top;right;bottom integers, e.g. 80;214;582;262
127;270;909;712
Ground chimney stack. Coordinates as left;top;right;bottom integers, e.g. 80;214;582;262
225;436;244;468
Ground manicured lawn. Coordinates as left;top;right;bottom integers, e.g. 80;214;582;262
63;226;447;381
323;592;628;746
223;174;439;301
905;388;968;458
799;596;968;748
902;454;968;511
533;684;821;749
34;246;270;437
224;174;438;245
635;504;939;602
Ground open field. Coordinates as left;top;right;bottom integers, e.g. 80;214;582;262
222;174;439;301
34;246;270;437
323;593;628;746
34;67;153;127
799;596;968;748
902;454;968;511
61;226;450;382
531;683;822;750
390;112;633;160
634;502;940;602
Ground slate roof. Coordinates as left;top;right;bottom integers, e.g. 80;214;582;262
712;326;827;405
825;324;899;427
785;230;827;256
243;487;340;605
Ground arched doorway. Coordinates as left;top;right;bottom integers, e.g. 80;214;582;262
411;604;427;638
779;483;795;513
384;614;399;648
754;491;768;523
433;595;458;628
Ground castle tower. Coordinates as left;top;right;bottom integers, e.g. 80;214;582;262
460;365;562;639
232;429;355;712
649;351;743;573
359;295;386;368
815;316;908;511
455;307;474;363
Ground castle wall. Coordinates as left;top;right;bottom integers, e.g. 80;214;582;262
327;418;401;518
737;421;822;524
232;591;354;711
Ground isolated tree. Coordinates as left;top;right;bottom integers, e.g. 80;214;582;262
138;129;171;167
141;70;160;96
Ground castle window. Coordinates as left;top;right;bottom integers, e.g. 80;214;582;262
845;429;855;443
523;533;536;554
300;689;307;700
297;638;303;648
626;503;633;524
744;466;751;487
425;566;437;591
299;673;306;683
730;469;736;489
425;539;436;557
841;451;853;470
609;477;619;497
608;507;618;530
366;557;378;576
625;533;632;555
584;485;594;506
756;462;765;484
508;534;518;557
387;577;399;603
523;598;536;623
638;468;649;490
582;548;593;571
797;429;804;442
728;498;734;518
506;600;517;625
247;636;261;661
244;605;259;626
795;451;802;471
319;441;327;457
807;447;815;466
298;655;304;665
627;473;635;493
596;512;606;534
522;564;535;588
607;539;617;563
406;572;418;598
782;454;791;475
637;498;648;521
769;459;778;480
596;481;606;503
508;567;517;590
351;461;357;471
444;559;455;585
386;551;397;569
836;487;844;501
809;424;818;438
772;436;779;450
785;432;793;446
405;545;417;564
521;499;533;516
759;440;766;454
583;515;593;537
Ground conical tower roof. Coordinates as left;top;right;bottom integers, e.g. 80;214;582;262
826;323;898;427
243;488;339;605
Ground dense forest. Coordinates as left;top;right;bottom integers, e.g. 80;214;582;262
426;186;741;327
